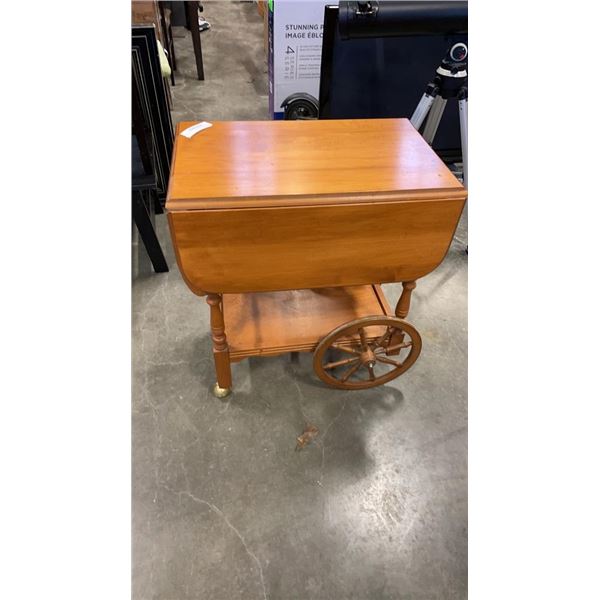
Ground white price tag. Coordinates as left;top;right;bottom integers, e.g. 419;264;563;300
180;121;213;139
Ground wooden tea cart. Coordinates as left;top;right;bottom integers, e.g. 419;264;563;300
167;118;466;397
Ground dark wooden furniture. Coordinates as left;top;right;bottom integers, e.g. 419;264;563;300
184;1;205;81
132;75;168;274
158;2;177;86
132;26;174;203
167;118;466;396
134;1;205;83
132;1;164;44
132;144;168;274
132;26;174;273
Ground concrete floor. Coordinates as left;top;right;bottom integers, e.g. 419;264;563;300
133;2;467;598
169;1;269;123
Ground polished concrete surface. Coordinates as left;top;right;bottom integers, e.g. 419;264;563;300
133;3;467;598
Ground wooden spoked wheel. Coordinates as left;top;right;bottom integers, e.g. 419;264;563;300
313;316;422;390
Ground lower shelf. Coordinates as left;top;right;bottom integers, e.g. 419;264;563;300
223;285;392;361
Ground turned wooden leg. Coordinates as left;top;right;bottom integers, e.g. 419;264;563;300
395;281;417;319
385;281;417;356
206;294;232;398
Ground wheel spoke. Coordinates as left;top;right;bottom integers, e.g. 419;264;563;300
378;341;413;354
332;343;361;356
323;357;359;370
340;360;362;383
376;355;403;367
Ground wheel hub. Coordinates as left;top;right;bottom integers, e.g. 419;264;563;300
360;347;376;368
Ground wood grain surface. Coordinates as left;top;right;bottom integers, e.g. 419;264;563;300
166;118;465;210
168;198;465;295
224;285;391;360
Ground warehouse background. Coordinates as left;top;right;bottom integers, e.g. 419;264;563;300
132;2;467;599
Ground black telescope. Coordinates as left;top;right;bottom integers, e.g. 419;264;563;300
339;1;468;40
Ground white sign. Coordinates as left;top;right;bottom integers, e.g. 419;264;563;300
269;0;337;117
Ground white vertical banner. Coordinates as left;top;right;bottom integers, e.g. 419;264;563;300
271;0;337;117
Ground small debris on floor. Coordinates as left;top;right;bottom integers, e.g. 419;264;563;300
295;423;319;451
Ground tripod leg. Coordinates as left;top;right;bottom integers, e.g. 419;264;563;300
458;97;468;188
410;92;436;130
422;96;447;145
